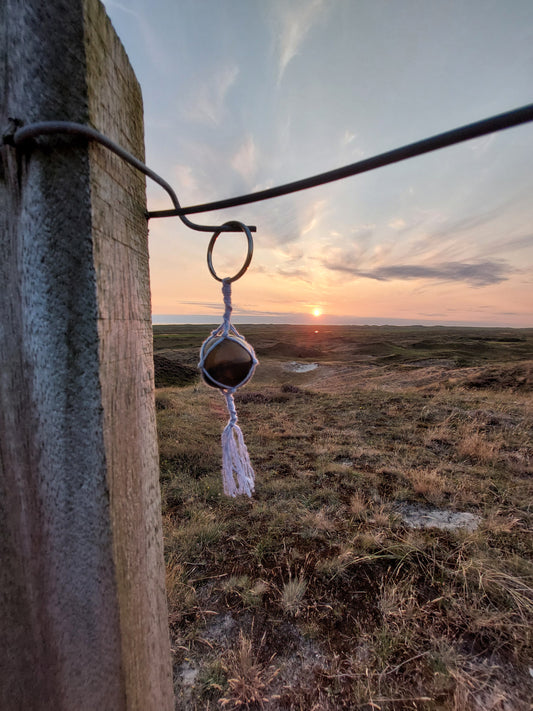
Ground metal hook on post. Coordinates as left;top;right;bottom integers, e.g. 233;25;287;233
7;120;256;234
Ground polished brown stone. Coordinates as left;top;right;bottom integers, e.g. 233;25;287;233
202;337;253;388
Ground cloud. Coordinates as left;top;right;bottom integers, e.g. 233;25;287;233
388;218;406;230
477;232;533;259
351;224;376;240
232;135;258;182
468;134;496;154
183;64;239;125
173;164;199;195
104;1;170;74
299;199;328;237
275;266;313;281
272;0;328;82
501;233;533;252
399;209;533;266
253;201;305;247
322;258;513;287
177;300;222;312
276;244;305;261
342;130;356;146
430;206;504;240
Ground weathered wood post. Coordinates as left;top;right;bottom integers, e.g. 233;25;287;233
0;1;174;708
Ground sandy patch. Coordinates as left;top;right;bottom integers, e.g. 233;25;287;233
399;504;481;532
175;661;199;706
283;361;318;373
403;359;456;368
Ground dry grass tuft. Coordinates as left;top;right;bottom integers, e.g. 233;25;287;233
303;506;337;532
280;576;308;617
220;630;279;709
407;466;448;502
457;423;502;464
349;491;367;518
165;554;197;622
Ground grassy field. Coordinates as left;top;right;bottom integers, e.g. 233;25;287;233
154;325;533;710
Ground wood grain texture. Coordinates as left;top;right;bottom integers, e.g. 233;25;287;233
84;1;173;708
0;1;173;708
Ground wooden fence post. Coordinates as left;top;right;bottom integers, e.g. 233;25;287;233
0;1;174;708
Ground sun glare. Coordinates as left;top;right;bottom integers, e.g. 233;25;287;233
312;308;321;318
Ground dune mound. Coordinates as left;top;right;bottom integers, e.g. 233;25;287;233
462;362;532;392
154;354;199;388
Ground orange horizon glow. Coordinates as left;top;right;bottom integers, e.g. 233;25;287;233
146;228;533;328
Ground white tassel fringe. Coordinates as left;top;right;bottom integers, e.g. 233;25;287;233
222;391;255;497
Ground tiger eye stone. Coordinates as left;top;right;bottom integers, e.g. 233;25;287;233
202;337;254;389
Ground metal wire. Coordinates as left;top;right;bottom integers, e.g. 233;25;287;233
11;121;255;233
147;103;533;219
9;103;533;230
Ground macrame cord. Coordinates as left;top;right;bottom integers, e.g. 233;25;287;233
199;223;258;497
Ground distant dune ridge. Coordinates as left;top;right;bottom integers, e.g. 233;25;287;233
254;341;323;359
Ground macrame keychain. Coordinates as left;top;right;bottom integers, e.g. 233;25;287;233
198;221;258;497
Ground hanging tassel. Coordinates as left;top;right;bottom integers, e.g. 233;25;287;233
221;390;255;497
199;277;257;497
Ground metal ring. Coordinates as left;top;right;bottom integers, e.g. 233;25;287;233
207;221;254;283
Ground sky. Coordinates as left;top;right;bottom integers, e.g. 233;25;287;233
101;0;533;327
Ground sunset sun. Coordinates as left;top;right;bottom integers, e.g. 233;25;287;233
312;308;322;318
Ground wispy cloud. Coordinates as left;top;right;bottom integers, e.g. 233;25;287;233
430;206;503;239
388;218;407;230
318;195;530;290
232;135;258;183
173;164;199;196
299;199;328;237
271;0;328;82
342;130;356;146
105;1;168;73
275;266;313;282
177;300;222;312
176;300;311;319
183;64;239;125
323;258;513;287
476;232;533;259
468;133;496;154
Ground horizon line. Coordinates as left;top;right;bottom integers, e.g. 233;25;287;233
152;314;532;329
